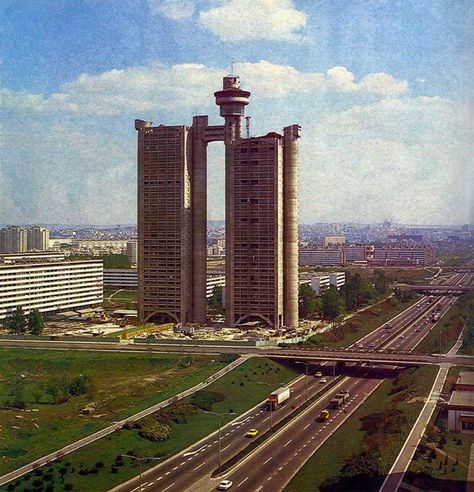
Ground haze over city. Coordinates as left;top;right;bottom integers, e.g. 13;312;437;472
1;0;472;226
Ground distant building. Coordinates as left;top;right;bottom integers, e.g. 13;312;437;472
299;247;345;266
126;240;138;265
103;269;137;289
447;371;474;434
370;246;435;266
323;236;345;246
343;244;366;262
0;227;27;253
103;269;225;299
27;226;50;251
0;254;103;319
309;272;346;295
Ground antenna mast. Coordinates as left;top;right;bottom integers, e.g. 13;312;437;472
245;116;251;139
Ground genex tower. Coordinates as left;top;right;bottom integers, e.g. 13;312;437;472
136;74;300;330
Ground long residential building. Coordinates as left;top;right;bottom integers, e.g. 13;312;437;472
299;247;345;266
103;268;225;299
369;246;435;266
0;254;103;319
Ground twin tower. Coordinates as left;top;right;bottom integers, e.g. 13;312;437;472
136;75;300;329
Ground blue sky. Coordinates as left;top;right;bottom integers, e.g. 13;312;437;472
1;0;472;225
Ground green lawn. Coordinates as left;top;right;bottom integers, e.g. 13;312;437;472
405;366;474;492
415;292;474;354
303;297;418;349
103;289;138;302
5;358;297;492
285;365;438;492
0;349;229;476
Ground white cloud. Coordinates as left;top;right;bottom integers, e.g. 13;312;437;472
0;61;408;117
199;0;307;42
148;0;196;20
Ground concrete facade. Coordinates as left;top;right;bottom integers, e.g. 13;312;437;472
0;256;103;319
136;75;300;329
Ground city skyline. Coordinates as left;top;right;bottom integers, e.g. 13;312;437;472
1;0;472;226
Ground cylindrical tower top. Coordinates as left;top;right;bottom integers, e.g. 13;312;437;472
214;76;251;117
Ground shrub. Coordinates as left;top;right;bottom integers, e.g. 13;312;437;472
191;390;225;411
95;461;104;468
137;418;172;442
64;484;73;491
360;409;407;435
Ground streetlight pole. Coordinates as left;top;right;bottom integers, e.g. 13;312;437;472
202;410;235;473
121;455;161;492
295;361;311;402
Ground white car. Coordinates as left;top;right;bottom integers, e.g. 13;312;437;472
319;378;328;384
217;480;233;490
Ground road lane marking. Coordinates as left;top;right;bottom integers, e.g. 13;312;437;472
183;444;207;457
263;457;272;465
165;471;170;475
284;440;292;446
222;444;231;452
193;461;206;470
162;483;175;492
237;477;249;487
303;423;310;430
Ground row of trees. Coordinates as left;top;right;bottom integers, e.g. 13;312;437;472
299;269;390;319
3;306;45;335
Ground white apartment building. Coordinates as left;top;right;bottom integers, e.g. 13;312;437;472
0;257;103;319
103;269;226;299
323;236;345;246
309;271;346;295
104;269;138;288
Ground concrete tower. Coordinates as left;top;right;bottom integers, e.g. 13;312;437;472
283;125;301;328
214;76;251;327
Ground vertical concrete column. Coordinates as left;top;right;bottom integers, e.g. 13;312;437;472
135;119;152;323
192;116;209;324
283;124;301;328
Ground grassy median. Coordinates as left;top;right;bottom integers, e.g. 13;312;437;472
4;357;297;492
0;348;230;476
285;365;438;492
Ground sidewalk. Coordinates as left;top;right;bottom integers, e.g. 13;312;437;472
379;364;450;492
0;355;250;487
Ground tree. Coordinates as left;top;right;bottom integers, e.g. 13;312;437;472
298;284;319;317
208;285;223;313
322;285;341;318
27;309;45;335
4;306;27;334
374;269;389;294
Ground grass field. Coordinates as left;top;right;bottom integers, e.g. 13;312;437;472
4;358;297;492
415;292;474;354
303;297;418;349
0;348;229;476
405;366;474;492
286;365;438;492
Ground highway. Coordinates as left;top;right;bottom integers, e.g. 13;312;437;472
1;272;471;491
111;372;340;492
198;272;472;492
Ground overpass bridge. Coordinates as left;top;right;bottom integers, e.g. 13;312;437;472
0;338;472;368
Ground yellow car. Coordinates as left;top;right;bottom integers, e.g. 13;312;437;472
245;428;259;438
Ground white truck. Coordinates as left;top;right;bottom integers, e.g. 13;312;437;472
267;387;290;409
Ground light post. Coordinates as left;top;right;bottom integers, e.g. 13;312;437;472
121;454;161;492
202;409;235;473
257;381;274;433
295;361;311;402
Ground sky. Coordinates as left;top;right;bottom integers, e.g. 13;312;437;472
0;0;473;225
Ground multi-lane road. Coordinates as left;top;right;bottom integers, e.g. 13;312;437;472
110;272;472;492
208;272;473;492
